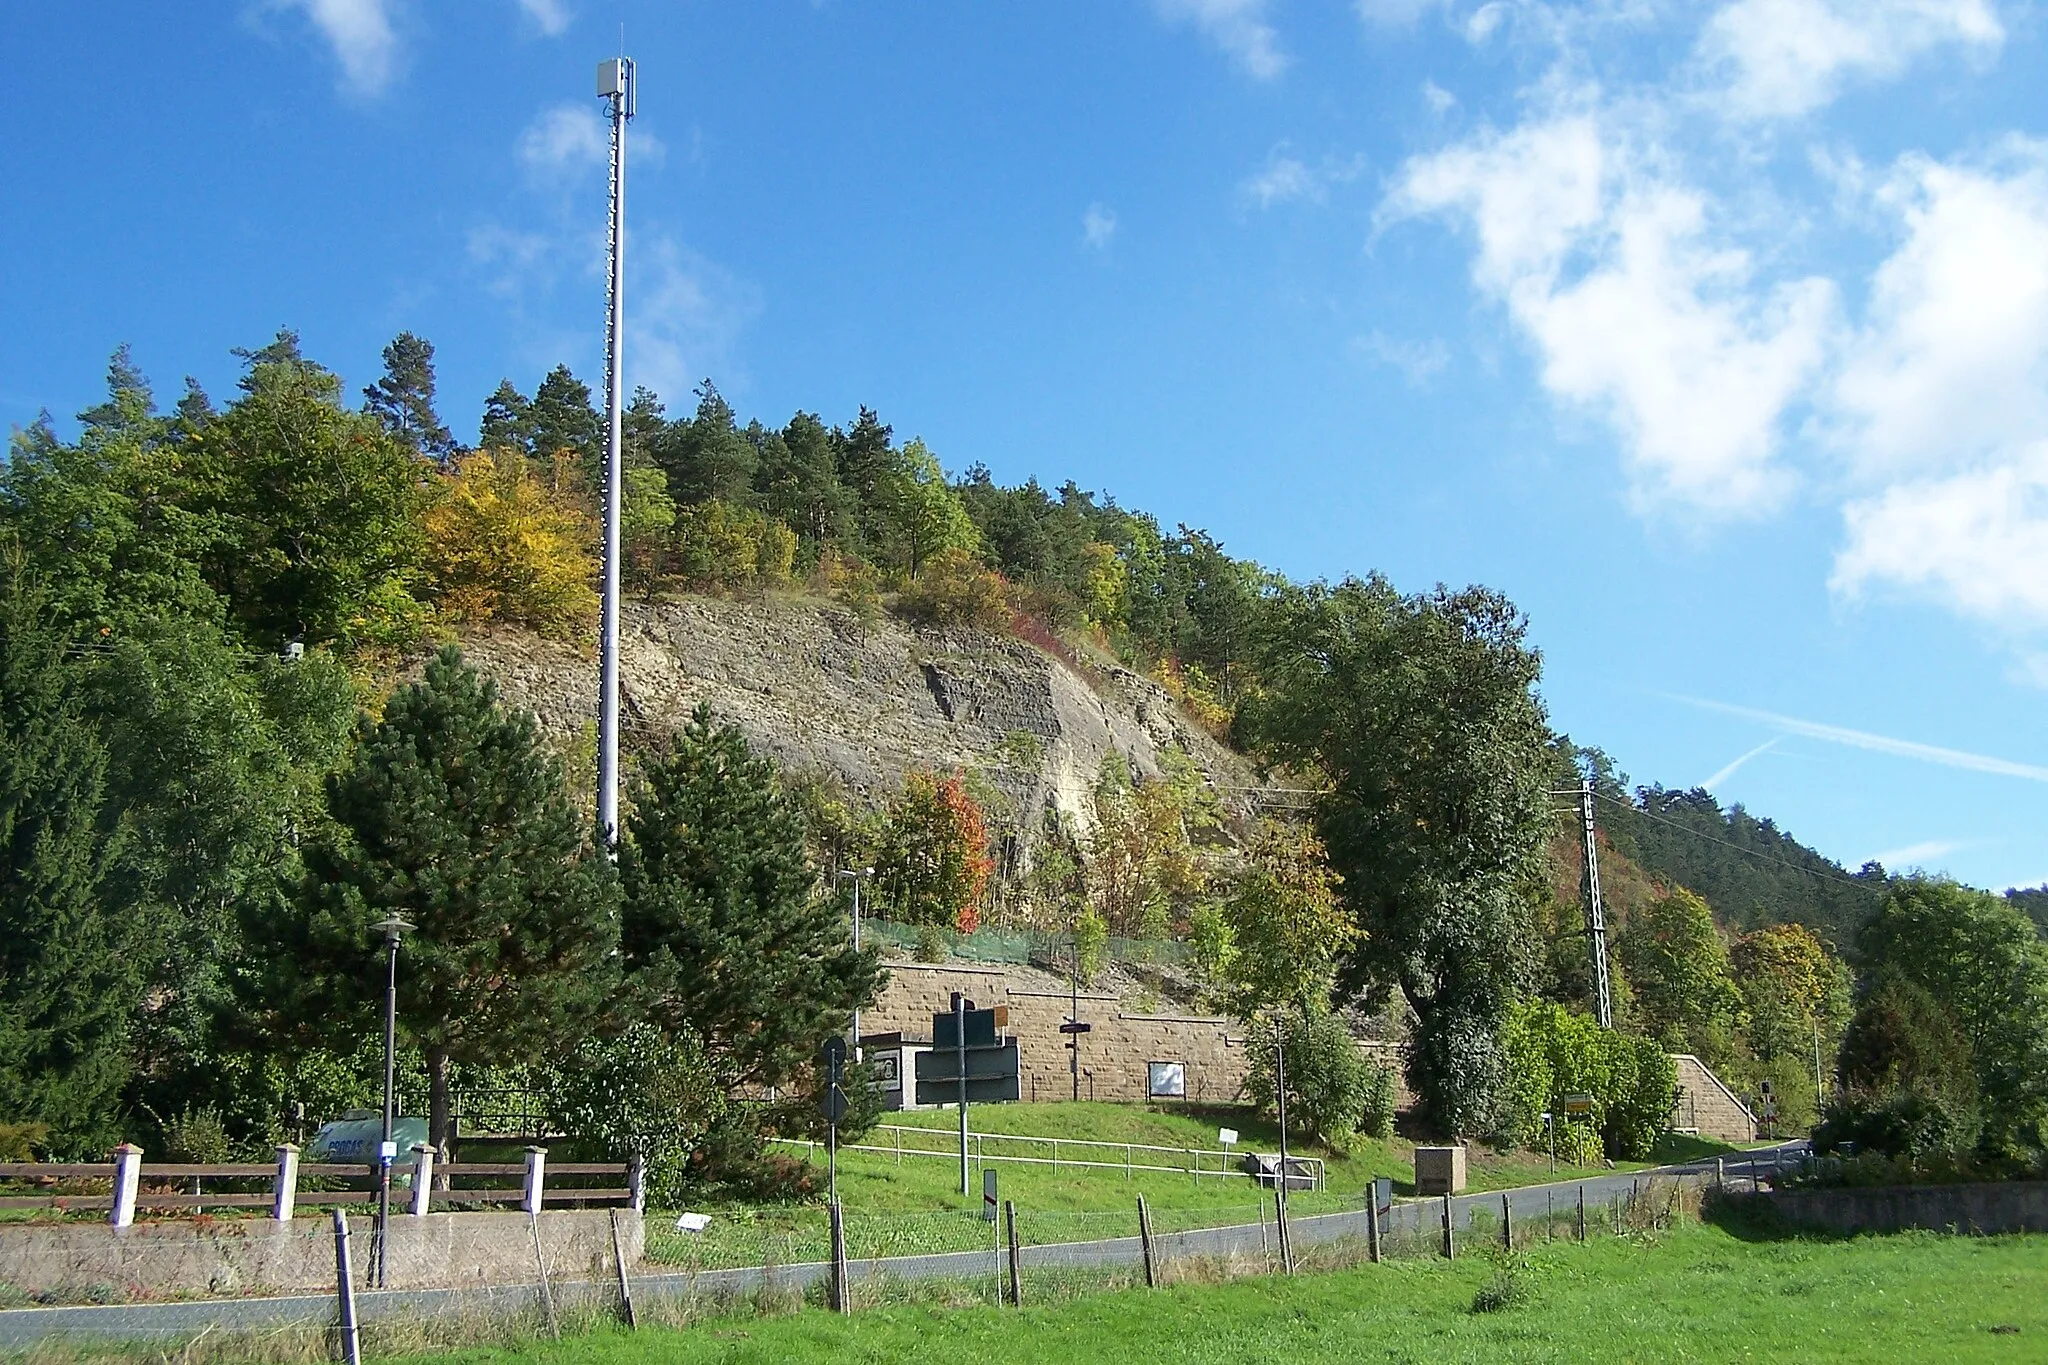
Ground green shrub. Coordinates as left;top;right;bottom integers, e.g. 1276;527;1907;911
162;1105;232;1164
1471;1264;1533;1314
1812;1089;1981;1161
1498;1000;1675;1160
1361;1064;1397;1141
1243;1008;1371;1149
914;922;951;963
1074;906;1109;983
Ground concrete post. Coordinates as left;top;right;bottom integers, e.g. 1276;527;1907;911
627;1150;646;1213
110;1144;143;1229
410;1146;435;1216
523;1146;548;1215
273;1143;301;1222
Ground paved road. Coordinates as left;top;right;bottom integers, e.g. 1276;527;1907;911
0;1142;1809;1348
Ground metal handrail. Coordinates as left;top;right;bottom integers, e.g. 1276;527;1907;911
775;1125;1325;1190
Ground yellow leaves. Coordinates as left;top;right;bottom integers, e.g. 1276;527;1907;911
673;498;794;591
423;449;598;639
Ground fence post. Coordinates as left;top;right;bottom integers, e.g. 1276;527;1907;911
529;1211;560;1340
273;1143;301;1222
410;1146;434;1216
627;1150;646;1214
109;1144;142;1229
610;1208;637;1328
1577;1185;1587;1243
1367;1189;1382;1264
1716;1157;1725;1191
1004;1199;1022;1307
523;1145;548;1214
1137;1194;1157;1288
331;1209;361;1365
1441;1193;1454;1260
1502;1192;1513;1251
829;1197;850;1314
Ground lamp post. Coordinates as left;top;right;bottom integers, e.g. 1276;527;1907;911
838;868;873;1058
372;915;413;1289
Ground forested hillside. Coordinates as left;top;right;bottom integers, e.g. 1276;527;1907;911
6;330;2043;1175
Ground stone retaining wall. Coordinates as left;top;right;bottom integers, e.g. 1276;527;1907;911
1766;1181;2048;1235
0;1210;638;1300
867;961;1406;1107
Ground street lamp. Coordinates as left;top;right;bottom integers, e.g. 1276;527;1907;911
838;868;873;1057
372;915;413;1289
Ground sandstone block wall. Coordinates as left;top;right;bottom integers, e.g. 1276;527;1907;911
1671;1054;1757;1143
867;961;1406;1109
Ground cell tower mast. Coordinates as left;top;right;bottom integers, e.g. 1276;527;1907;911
596;55;635;850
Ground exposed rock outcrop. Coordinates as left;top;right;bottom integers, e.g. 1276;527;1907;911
459;594;1264;836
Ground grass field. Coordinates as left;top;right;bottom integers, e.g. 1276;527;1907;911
416;1220;2048;1364
646;1102;1737;1271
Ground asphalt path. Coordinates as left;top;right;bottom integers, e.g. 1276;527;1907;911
0;1142;1810;1348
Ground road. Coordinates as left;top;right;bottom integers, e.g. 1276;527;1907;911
0;1142;1809;1348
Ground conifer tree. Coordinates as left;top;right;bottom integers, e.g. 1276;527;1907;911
247;646;618;1153
0;575;139;1151
363;332;455;459
620;705;882;1092
478;379;533;452
527;365;603;466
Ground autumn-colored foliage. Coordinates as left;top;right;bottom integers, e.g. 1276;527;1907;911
423;449;597;637
875;770;993;933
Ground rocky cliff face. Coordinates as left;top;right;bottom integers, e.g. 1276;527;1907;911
459;594;1263;836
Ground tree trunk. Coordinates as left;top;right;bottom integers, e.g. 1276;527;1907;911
427;1046;454;1176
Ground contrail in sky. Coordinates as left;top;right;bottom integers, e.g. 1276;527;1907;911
1702;738;1776;792
1667;695;2048;784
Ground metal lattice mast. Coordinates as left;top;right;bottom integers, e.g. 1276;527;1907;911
1580;779;1614;1028
596;57;634;850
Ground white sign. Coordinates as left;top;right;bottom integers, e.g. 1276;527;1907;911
1147;1061;1187;1098
674;1212;712;1234
1218;1128;1240;1147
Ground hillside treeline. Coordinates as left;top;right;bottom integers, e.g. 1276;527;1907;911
4;333;2044;1180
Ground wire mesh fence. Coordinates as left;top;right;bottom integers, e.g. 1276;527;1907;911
859;918;1194;969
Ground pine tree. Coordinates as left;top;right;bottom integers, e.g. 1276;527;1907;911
479;379;533;452
362;332;455;459
621;704;881;1092
653;382;756;507
246;645;618;1153
528;365;603;466
0;574;140;1151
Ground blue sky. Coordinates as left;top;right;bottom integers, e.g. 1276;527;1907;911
4;1;2046;894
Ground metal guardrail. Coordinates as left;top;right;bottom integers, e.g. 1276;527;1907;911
774;1123;1325;1190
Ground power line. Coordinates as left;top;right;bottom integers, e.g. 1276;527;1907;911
1587;788;1885;898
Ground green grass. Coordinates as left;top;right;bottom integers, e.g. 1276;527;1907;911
648;1103;1736;1271
413;1222;2048;1363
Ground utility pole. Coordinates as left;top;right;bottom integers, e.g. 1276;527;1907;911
838;869;872;1057
1579;779;1614;1028
595;55;635;851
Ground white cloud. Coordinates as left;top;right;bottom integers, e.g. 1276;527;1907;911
1082;203;1119;251
1832;444;2048;628
516;0;572;36
1153;0;1288;79
1422;80;1458;114
1356;332;1451;386
1702;737;1777;790
628;237;764;410
274;0;399;94
1831;144;2048;479
1697;0;2003;120
1387;113;1836;513
1464;2;1507;42
519;103;609;178
1670;693;2048;781
1867;839;1965;869
1239;148;1365;210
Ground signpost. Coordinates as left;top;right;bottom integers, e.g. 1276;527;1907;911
820;1036;848;1205
914;996;1021;1194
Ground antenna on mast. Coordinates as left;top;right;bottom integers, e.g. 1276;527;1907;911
595;54;635;851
